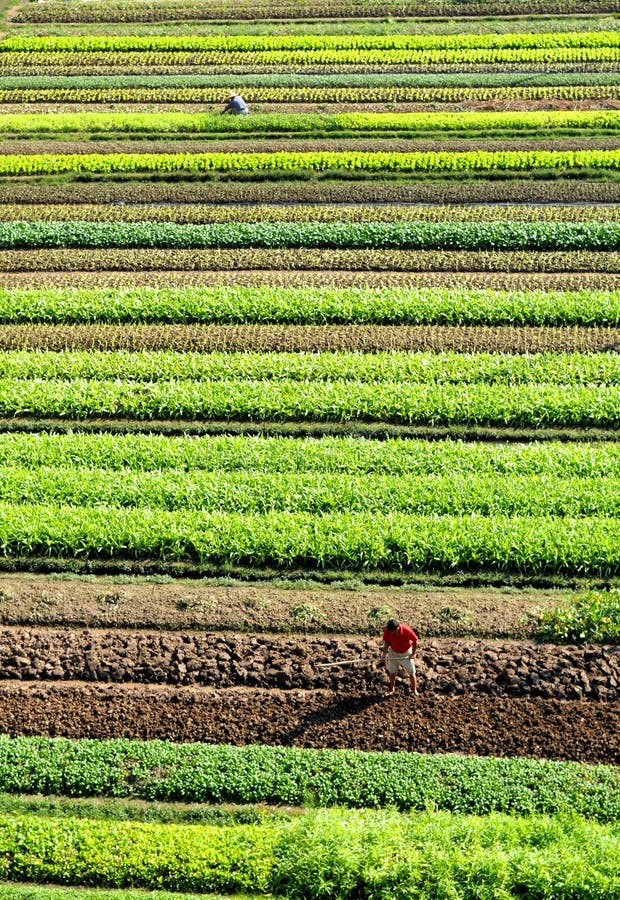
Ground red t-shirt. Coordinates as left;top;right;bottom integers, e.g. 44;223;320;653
383;624;418;654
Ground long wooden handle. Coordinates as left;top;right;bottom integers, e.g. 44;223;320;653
316;658;376;668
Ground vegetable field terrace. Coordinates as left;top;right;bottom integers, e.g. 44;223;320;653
0;0;619;897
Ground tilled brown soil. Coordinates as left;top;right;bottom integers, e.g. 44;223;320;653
0;324;617;354
0;627;617;702
0;681;618;764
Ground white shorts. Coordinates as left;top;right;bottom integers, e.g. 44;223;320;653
386;650;415;675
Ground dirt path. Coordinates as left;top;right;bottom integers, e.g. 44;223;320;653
0;574;561;639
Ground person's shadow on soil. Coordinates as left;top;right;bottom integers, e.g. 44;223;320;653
281;692;385;745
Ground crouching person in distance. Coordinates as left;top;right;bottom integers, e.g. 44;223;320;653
381;618;419;697
223;90;249;115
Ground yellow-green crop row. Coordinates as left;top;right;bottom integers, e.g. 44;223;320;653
0;285;616;325
1;83;619;104
0;807;617;897
0;377;619;427
0;149;618;177
5;32;620;51
0;349;619;384
3;47;620;70
0;109;618;135
2;464;620;516
0;432;617;477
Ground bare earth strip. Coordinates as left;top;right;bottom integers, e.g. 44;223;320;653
0;574;557;638
0;324;617;353
0;680;617;763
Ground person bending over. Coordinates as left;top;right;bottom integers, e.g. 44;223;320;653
381;618;419;697
223;91;249;115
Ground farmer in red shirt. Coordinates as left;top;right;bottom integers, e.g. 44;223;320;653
381;618;419;697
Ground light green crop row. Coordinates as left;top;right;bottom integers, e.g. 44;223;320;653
0;432;619;477
1;149;619;177
0;109;619;135
1;378;620;427
1;349;619;385
0;806;617;898
0;221;620;250
1;735;620;819
6;32;620;51
2;504;620;572
0;285;616;326
1;465;618;516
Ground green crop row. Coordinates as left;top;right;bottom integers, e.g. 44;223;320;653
6;31;620;52
0;285;618;326
2;109;619;135
3;203;619;225
539;589;620;642
0;805;616;898
1;735;620;818
0;377;620;427
2;464;620;516
2;221;620;250
2;504;620;571
0;432;618;477
1;349;620;385
2;149;619;177
3;83;620;104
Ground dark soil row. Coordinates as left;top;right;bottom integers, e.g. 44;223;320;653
0;324;617;353
0;628;617;702
0;680;618;763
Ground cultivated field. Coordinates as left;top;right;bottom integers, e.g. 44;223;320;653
0;0;618;896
